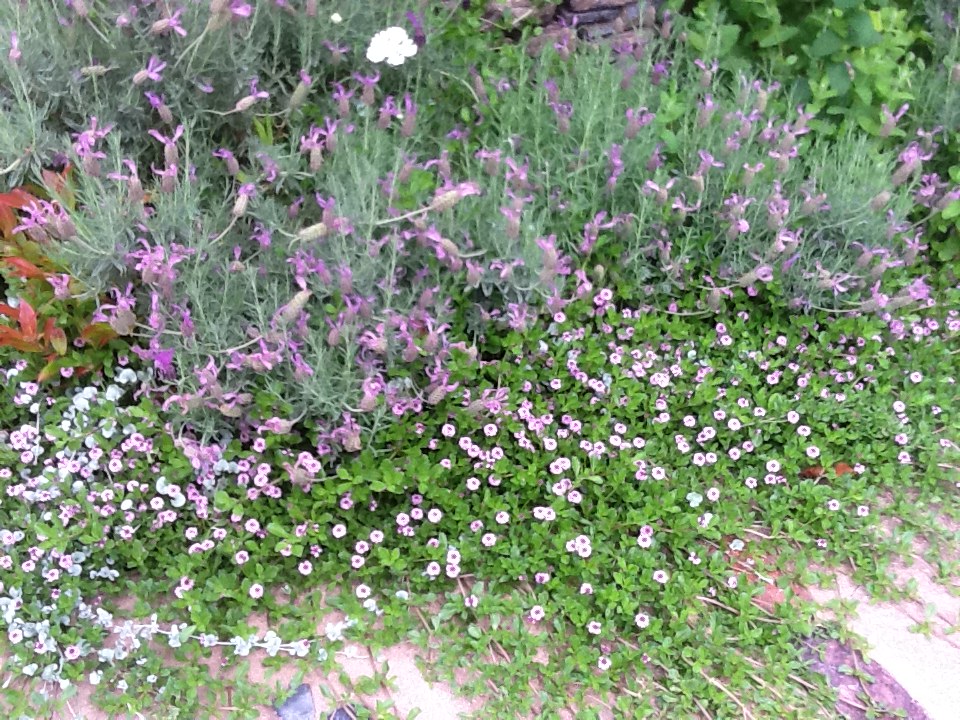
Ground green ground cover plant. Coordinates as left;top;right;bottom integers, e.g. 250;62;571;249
0;1;957;718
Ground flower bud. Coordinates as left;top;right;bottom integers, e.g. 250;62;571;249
430;190;462;213
297;222;329;242
891;161;917;187
437;236;461;259
156;103;174;125
688;174;705;195
278;290;312;324
80;65;109;77
707;288;723;312
951;63;960;85
150;18;173;35
359;391;378;412
234;95;258;113
869;191;892;211
755;90;768;113
82;157;101;178
309;147;323;172
232;194;249;218
642;5;656;28
164;144;178;168
127;177;144;205
132;70;150;86
288;81;310;111
205;12;230;32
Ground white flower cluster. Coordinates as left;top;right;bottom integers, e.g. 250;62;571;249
366;26;417;66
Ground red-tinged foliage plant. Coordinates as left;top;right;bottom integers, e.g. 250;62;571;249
0;175;124;382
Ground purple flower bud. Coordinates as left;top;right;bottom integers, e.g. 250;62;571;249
8;32;20;63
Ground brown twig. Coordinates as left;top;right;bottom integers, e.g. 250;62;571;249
698;668;755;720
693;697;714;719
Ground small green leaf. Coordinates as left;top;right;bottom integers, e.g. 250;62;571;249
846;11;882;48
717;24;741;56
467;625;482;639
757;25;799;48
808;29;845;58
941;202;960;220
825;62;851;95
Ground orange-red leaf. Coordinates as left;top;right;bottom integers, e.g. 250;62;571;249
80;322;118;348
0;303;18;321
0;188;38;210
49;328;67;355
17;300;37;340
2;257;49;279
0;331;44;353
43;319;67;355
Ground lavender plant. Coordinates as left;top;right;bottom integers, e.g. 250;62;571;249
2;0;950;454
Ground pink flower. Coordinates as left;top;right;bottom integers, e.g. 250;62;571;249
652;570;668;584
298;561;313;575
529;605;545;622
356;584;371;599
249;583;264;599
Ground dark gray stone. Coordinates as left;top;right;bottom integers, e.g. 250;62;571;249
559;6;622;24
275;684;315;720
328;708;356;720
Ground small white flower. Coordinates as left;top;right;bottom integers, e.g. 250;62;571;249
366;26;417;66
330;13;342;24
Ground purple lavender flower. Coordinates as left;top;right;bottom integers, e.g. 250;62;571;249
406;10;426;48
8;32;20;63
133;55;166;85
212;148;240;176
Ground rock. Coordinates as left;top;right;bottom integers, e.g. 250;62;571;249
328;708;356;720
275;684;315;720
488;0;559;26
569;0;633;11
559;6;623;25
525;26;577;56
